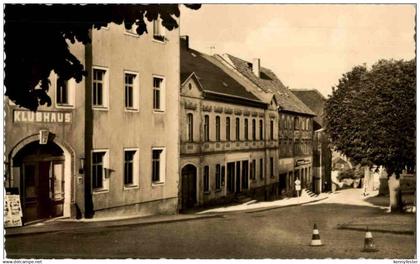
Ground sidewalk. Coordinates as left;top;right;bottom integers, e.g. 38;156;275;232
197;189;330;214
5;189;327;237
5;213;223;237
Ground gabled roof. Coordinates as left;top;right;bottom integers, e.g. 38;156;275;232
180;41;261;103
291;89;327;127
223;54;315;116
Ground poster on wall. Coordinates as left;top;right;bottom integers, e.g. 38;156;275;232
4;194;23;228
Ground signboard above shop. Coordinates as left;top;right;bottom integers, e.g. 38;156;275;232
13;110;72;123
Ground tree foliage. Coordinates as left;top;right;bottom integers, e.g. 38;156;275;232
325;59;416;177
4;4;200;111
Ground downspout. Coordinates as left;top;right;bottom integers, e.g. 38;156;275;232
84;28;94;218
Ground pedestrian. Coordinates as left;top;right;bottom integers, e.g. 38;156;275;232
295;177;301;197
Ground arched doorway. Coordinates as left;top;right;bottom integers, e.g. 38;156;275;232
12;141;68;223
181;164;197;210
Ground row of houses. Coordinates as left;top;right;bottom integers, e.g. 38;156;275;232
4;20;330;224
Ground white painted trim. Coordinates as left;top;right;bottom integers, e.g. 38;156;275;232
152;75;166;112
123;70;140;112
91;149;110;193
123;147;140;190
92;66;110;110
151;147;166;185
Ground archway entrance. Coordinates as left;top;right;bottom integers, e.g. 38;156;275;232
13;141;67;223
181;164;197;210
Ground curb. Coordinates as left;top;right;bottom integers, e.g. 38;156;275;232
5;214;223;238
336;225;415;235
245;196;329;214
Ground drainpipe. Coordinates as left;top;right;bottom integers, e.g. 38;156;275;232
84;28;94;218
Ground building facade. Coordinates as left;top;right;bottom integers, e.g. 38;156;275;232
5;20;180;224
179;37;280;210
291;89;332;194
216;54;316;197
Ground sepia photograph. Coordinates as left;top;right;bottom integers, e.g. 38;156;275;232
2;2;417;261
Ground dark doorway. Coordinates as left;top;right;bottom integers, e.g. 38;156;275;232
227;162;235;193
235;161;241;193
181;164;197;210
14;141;65;223
279;173;287;194
242;160;249;190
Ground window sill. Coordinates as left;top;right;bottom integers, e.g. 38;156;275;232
215;189;222;193
93;189;109;194
203;191;211;195
152;36;166;44
153;109;165;113
124;31;139;38
152;182;165;187
124;185;139;190
56;104;75;109
124;108;139;113
92;106;109;111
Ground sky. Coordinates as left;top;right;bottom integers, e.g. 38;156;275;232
180;4;416;97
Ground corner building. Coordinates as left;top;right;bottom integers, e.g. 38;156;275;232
5;20;180;223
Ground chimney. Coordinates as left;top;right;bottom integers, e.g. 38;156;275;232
252;58;260;78
180;35;189;50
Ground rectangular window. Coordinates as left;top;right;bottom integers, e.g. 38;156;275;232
259;119;264;140
204;166;210;192
56;78;68;105
92;150;109;191
187;113;194;142
216;164;221;190
152;148;165;183
153;17;165;42
236;118;240;141
153;77;165;111
125;72;139;110
124;150;135;186
270;120;274;140
260;158;264;179
252;119;256;140
204;115;210;141
226;117;231;141
216;116;221;141
244;118;249;140
93;68;108;108
270;157;274;178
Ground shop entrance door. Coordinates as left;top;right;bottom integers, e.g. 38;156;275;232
22;160;65;223
181;165;197;210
